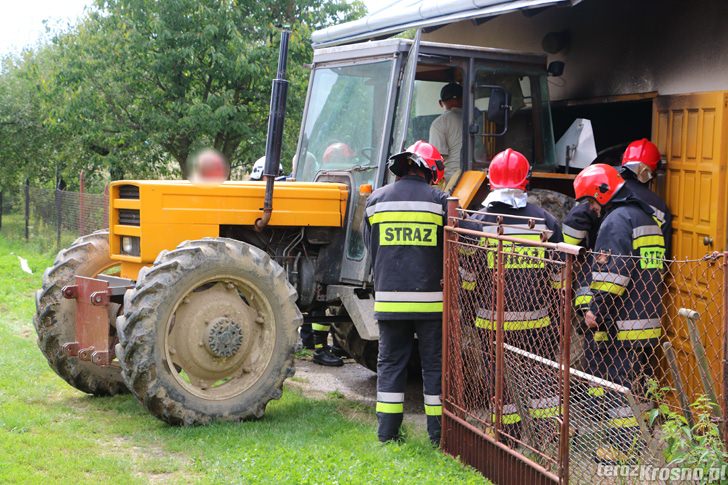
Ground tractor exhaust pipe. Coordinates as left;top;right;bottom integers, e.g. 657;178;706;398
256;30;290;231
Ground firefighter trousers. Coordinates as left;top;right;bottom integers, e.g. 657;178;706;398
584;330;655;457
376;319;442;444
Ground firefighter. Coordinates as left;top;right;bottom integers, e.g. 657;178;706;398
562;201;600;313
460;148;563;434
363;140;447;444
620;138;673;257
574;164;665;462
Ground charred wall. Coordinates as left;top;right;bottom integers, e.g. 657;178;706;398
425;0;728;100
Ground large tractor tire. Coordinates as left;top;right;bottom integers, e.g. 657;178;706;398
116;238;301;425
33;231;128;396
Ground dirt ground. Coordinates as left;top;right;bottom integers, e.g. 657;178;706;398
288;356;427;427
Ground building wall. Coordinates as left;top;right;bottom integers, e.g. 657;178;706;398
424;0;728;100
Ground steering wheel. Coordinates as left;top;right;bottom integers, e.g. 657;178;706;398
359;147;375;162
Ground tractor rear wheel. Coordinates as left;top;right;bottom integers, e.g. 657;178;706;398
332;321;422;376
116;238;301;425
33;231;128;396
332;321;378;372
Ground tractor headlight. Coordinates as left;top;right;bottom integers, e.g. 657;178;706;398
121;236;140;256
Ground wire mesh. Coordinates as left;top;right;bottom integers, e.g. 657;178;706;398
442;211;727;484
0;185;109;249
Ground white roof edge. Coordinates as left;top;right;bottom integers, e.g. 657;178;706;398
312;0;579;47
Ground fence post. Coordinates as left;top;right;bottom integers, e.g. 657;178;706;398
559;253;574;484
79;171;85;237
24;178;30;240
494;238;505;442
55;187;62;251
103;183;110;228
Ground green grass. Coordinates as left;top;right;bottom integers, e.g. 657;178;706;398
0;232;485;484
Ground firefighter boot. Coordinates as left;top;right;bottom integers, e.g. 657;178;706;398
300;323;314;350
313;346;344;367
312;322;344;366
427;415;441;445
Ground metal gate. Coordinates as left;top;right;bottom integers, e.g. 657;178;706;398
440;198;728;484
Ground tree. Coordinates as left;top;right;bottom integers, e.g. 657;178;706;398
49;0;366;177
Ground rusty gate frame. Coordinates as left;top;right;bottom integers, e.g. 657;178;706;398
441;196;582;484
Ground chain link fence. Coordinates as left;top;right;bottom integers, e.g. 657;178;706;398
0;180;109;251
441;202;727;484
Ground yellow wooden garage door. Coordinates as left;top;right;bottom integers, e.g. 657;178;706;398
653;91;728;402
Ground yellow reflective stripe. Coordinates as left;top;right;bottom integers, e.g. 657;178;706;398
461;280;476;291
482;234;542;245
609;416;639;428
374;301;443;313
376;402;404;414
315;343;324;349
588;386;606;397
590;281;627;296
529;406;561;419
563;234;583;245
575;295;593;306
593;331;609;342
492;413;521;425
368;211;443;226
379;223;438;246
424;404;443;416
311;323;329;332
617;328;662;340
632;235;664;250
458;246;476;256
475;316;550;331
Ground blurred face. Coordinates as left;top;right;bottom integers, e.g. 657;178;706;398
587;198;602;217
192;151;229;182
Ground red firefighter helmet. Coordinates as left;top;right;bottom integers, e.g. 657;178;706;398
621;138;660;182
388;140;445;185
488;148;530;190
573;163;625;206
322;142;355;165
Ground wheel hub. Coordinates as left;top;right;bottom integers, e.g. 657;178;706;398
206;317;243;358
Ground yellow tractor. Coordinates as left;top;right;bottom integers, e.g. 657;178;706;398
34;32;570;424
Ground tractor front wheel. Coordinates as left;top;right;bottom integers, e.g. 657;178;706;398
116;238;301;425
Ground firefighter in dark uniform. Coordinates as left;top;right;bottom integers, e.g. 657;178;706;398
460;149;563;434
620;138;673;257
562;202;600;313
364;141;447;444
574;164;666;462
565;138;672;313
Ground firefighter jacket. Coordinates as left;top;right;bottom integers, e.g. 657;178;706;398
364;175;448;320
562;202;601;312
460;201;563;334
623;176;673;258
589;188;665;346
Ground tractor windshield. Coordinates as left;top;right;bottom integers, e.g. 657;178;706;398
295;60;395;183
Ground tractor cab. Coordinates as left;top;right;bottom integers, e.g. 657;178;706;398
294;39;557;285
296;39;556;186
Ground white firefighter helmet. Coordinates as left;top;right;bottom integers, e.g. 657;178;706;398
250;157;283;180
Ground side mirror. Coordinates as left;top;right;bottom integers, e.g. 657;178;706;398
482;86;511;136
547;61;565;77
